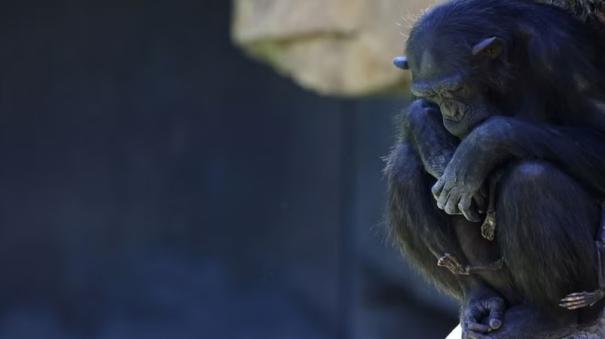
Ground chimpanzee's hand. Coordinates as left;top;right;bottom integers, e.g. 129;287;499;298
461;296;505;339
432;156;487;222
432;117;508;222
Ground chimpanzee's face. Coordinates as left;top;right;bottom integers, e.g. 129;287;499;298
395;37;504;138
407;50;494;138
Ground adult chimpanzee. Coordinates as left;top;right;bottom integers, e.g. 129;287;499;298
385;0;605;337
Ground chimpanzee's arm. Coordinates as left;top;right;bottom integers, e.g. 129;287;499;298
402;99;459;179
433;116;605;218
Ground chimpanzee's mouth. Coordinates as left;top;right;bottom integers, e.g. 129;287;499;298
440;101;467;122
442;110;466;122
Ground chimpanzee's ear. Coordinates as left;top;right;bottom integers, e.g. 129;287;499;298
393;56;409;70
472;37;504;59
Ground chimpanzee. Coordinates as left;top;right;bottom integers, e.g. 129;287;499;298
384;0;605;337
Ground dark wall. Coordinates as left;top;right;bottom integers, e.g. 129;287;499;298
0;1;456;338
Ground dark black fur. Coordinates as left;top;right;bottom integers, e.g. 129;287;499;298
386;0;605;337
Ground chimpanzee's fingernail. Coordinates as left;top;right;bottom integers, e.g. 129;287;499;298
489;319;502;329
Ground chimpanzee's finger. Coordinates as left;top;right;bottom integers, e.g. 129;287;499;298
462;304;489;334
466;322;491;333
445;192;461;215
466;331;491;339
437;188;451;210
486;300;504;330
560;301;589;310
559;292;592;310
473;193;487;214
459;195;481;222
432;178;444;200
560;293;587;302
559;298;590;309
463;301;484;320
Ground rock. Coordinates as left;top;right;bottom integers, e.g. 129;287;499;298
231;0;432;96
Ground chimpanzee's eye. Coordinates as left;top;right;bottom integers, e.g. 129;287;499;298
424;91;437;99
451;84;469;97
411;87;437;100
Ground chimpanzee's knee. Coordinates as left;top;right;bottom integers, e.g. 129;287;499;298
497;160;595;210
495;160;600;311
501;161;552;186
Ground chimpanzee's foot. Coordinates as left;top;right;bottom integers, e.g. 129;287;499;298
464;304;576;339
461;295;505;338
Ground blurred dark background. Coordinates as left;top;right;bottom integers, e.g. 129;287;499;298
0;1;457;338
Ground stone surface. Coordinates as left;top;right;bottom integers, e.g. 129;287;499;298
231;0;434;96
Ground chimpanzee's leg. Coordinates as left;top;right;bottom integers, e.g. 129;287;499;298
386;141;476;299
496;161;601;325
387;142;514;337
